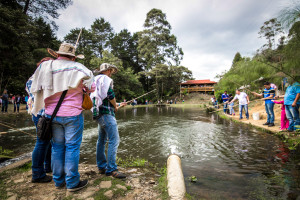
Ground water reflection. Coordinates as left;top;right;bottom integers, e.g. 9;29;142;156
1;107;300;199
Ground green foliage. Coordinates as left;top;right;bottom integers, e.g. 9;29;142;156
0;146;13;159
138;8;183;69
188;176;197;182
155;167;169;200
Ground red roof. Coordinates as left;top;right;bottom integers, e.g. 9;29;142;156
180;79;217;85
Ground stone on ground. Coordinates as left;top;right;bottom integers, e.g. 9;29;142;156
104;190;113;199
99;180;112;189
116;184;127;191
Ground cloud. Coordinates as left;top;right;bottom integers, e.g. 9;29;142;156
55;0;288;81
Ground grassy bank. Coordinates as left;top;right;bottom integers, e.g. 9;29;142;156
215;100;300;151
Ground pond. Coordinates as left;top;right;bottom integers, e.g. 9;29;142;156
1;106;300;199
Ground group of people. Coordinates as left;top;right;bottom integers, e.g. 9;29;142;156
26;43;126;192
1;91;28;113
220;81;300;132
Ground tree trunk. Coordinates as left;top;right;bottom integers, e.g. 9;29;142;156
23;0;31;15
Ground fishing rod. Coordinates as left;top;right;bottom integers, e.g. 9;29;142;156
0;122;34;138
257;60;296;82
117;89;157;109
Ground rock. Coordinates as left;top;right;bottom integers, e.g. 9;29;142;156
131;178;141;188
7;195;17;200
99;181;112;189
86;198;94;200
104;190;113;199
116;184;127;191
19;197;27;200
77;187;97;199
127;168;138;173
149;180;155;184
14;178;24;183
7;192;14;196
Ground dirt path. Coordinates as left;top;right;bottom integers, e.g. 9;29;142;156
1;163;163;200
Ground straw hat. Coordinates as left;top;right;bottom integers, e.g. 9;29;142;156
94;63;118;74
47;43;84;59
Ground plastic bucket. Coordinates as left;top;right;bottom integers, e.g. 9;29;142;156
253;112;260;120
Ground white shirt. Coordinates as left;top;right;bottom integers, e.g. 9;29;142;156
233;92;248;105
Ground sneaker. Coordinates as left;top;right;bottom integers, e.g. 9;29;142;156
67;180;88;192
268;123;275;127
106;170;126;179
263;122;270;125
99;168;106;174
31;175;52;183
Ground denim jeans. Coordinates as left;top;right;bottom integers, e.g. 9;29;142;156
229;103;235;115
265;103;275;123
239;104;249;119
223;103;228;113
1;99;8;112
96;114;120;174
31;114;52;180
48;113;83;189
14;103;20;112
285;104;300;131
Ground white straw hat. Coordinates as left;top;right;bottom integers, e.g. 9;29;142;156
47;43;84;59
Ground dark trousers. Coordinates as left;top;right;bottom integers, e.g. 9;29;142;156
14;103;20;112
32;114;52;180
1;100;8;112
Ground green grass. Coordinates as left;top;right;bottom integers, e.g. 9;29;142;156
93;176;128;200
0;179;7;200
155;167;169;200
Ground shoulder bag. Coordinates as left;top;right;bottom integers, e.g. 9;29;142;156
37;90;68;141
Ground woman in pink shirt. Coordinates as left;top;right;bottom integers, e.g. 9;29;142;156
271;99;289;130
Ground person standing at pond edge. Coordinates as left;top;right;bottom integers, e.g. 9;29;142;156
91;63;127;179
252;82;275;127
30;43;95;191
1;89;8;113
283;80;300;132
230;90;250;120
221;91;229;114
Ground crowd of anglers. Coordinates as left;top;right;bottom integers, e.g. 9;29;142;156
22;42;127;192
211;81;300;132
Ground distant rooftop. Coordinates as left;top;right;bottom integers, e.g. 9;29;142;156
180;79;217;85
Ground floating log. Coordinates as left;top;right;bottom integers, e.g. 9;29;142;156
167;154;186;200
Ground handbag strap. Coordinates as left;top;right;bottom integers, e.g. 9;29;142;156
50;90;68;122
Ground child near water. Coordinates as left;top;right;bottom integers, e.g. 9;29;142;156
228;94;235;115
271;99;289;130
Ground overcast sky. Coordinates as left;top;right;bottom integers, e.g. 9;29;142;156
55;0;290;81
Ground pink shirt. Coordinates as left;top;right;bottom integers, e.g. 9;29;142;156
273;100;285;110
45;81;95;117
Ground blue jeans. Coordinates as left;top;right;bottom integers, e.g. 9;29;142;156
49;113;83;189
285;105;300;131
14;103;20;112
239;104;249;119
223;103;228;113
265;103;275;123
229;103;235;115
96;114;120;174
1;99;8;112
31;114;52;180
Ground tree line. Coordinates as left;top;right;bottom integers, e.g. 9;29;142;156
0;0;193;102
215;3;300;102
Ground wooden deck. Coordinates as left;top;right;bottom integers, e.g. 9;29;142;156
180;87;214;93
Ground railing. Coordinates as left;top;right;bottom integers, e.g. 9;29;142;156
180;87;214;92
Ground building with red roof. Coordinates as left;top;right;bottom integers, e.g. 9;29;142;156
180;79;217;95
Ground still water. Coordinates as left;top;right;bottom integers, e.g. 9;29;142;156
1;106;300;199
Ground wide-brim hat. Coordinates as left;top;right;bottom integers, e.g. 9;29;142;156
47;43;84;59
94;63;118;74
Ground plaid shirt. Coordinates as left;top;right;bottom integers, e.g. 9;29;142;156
98;87;116;117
